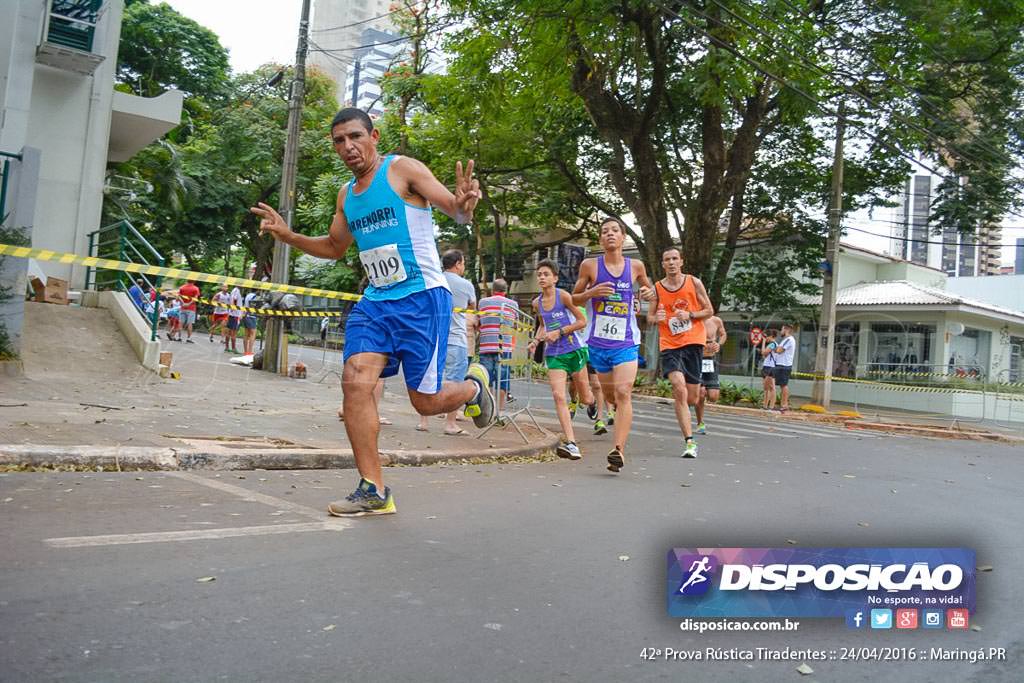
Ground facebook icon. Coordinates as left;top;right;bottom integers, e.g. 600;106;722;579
845;610;866;629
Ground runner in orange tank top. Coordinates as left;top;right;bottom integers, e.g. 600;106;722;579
647;247;713;459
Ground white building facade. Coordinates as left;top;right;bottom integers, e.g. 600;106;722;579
0;0;182;355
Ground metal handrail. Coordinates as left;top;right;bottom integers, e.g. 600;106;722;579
85;219;165;341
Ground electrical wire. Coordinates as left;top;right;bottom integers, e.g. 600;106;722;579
652;1;1024;223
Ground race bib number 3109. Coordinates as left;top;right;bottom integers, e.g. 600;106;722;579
360;244;407;288
594;314;626;341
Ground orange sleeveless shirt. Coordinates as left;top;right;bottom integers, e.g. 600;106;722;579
655;276;706;351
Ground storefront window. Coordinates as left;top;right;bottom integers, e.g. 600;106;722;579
1009;337;1023;383
948;328;990;377
796;323;859;377
867;323;935;376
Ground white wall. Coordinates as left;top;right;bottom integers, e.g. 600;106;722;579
946;274;1024;313
0;0;44;153
23;0;125;288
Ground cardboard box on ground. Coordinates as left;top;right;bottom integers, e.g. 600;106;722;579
30;276;68;305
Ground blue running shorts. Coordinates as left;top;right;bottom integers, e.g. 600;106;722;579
343;287;452;394
587;345;639;374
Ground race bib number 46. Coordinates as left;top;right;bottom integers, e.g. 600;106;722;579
594;314;626;341
360;244;407;288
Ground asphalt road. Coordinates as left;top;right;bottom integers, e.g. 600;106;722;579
1;394;1020;682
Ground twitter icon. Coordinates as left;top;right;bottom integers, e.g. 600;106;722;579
870;609;893;629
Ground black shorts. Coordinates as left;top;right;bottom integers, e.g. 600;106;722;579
661;344;703;385
700;357;720;389
774;366;792;386
761;365;775;379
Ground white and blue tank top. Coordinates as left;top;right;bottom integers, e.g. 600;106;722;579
343;155;448;301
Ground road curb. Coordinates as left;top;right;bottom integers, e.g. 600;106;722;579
0;435;561;471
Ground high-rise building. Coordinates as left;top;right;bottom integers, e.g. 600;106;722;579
892;170;1008;276
309;0;396;103
977;224;1003;276
343;26;407;117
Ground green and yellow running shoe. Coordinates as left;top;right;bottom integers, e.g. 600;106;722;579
696;422;706;435
463;362;496;428
606;407;616;426
327;478;396;517
682;440;698;459
593;419;608;435
568;397;580;420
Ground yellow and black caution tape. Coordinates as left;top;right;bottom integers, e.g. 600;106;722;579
791;371;985;395
1;243;524;320
194;297;347;318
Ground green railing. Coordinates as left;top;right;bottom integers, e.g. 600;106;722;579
86;220;165;341
45;1;102;53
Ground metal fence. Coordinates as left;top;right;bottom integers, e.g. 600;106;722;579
85;220;165;341
476;305;543;444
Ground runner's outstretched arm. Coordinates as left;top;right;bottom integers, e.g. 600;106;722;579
398;157;480;224
250;190;354;260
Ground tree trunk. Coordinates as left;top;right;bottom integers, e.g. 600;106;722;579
708;179;747;309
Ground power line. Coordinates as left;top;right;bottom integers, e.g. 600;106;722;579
656;1;1024;225
842;224;1024;248
311;3;416;34
770;0;1021;174
705;0;1011;179
655;2;945;179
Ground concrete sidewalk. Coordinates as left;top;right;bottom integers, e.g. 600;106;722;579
0;305;558;469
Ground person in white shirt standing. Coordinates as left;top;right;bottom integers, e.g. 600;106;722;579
772;323;797;413
225;286;244;354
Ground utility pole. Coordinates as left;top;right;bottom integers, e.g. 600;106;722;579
351;58;361;105
811;102;846;409
264;0;312;375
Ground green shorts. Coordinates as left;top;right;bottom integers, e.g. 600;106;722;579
545;347;589;375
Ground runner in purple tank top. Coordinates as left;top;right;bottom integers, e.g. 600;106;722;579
571;217;655;473
528;259;596;461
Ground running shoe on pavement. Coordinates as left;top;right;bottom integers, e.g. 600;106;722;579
463;363;496;428
682;440;698;459
556;441;582;461
696;422;706;435
327;478;396;517
606;407;615;426
607;446;624;472
586;402;598;420
568;397;579;420
593;419;608;435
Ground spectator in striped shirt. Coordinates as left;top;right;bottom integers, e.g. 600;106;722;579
477;279;520;415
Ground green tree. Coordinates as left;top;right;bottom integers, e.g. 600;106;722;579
116;1;230;101
449;0;1023;312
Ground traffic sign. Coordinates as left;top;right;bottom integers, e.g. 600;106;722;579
749;327;763;345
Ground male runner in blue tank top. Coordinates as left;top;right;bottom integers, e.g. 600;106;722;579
571;217;655;473
251;108;495;516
